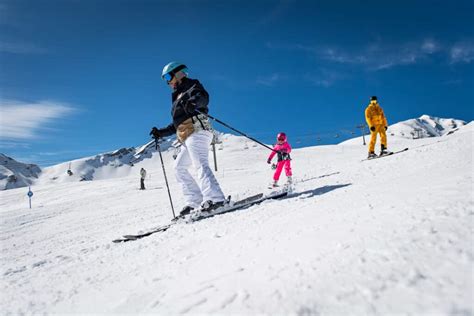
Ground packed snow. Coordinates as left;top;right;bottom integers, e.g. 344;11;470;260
0;122;472;315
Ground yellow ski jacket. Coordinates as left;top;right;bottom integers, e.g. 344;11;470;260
365;102;388;127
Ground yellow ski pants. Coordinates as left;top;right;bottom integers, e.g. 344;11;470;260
369;125;387;153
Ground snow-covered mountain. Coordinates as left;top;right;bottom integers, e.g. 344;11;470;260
2;133;224;190
387;114;466;139
340;115;467;146
1;122;472;314
36;139;175;186
0;154;41;190
19;133;225;188
0;116;467;190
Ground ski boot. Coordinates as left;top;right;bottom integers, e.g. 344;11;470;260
367;152;377;159
380;145;393;156
200;200;225;213
268;180;279;189
172;206;194;221
284;176;294;192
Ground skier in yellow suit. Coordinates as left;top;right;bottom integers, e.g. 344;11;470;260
365;96;392;158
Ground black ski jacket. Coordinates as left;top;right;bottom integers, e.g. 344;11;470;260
158;77;209;137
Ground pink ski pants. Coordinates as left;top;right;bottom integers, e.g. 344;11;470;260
273;160;292;181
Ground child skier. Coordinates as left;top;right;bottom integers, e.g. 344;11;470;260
267;132;292;188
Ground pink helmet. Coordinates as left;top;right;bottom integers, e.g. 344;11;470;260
277;132;287;142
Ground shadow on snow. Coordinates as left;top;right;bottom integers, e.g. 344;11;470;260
287;183;352;200
297;172;341;184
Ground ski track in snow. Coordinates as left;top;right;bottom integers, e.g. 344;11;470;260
1;124;473;315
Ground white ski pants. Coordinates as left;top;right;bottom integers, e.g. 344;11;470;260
174;130;225;208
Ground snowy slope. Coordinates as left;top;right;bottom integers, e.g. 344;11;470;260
0;154;41;190
0;123;472;315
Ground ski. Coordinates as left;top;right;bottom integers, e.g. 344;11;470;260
112;191;287;243
191;191;287;222
362;148;408;161
116;223;173;242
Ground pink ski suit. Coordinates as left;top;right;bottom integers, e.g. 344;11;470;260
267;141;292;181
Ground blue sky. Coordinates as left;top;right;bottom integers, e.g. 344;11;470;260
1;0;473;166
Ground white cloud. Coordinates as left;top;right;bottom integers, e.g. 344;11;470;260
267;41;426;70
421;39;440;54
267;38;460;71
318;47;368;65
305;69;347;88
0;141;31;149
0;41;48;54
450;42;474;64
0;100;76;141
256;73;283;87
316;42;429;71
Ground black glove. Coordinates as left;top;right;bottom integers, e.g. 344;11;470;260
271;163;277;170
370;126;376;132
267;159;271;164
384;126;388;131
149;127;162;139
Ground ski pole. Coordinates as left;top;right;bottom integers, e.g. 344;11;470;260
195;109;278;152
154;138;176;219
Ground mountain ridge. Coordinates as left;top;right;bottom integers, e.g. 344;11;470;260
1;116;470;190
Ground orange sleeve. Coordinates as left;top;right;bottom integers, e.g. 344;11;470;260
381;108;388;126
365;106;372;127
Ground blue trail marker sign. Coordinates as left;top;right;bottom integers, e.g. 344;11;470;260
27;187;33;209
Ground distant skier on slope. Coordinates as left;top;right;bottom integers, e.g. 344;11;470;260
150;62;226;217
267;132;292;188
365;96;392;158
140;168;146;190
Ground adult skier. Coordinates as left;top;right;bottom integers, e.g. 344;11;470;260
140;168;146;190
150;62;225;217
365;96;392;158
267;132;292;187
